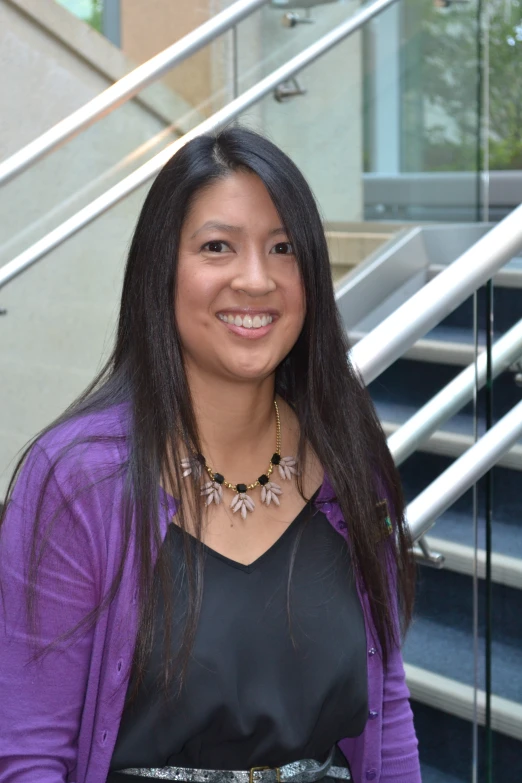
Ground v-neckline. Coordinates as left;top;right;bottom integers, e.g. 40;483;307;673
168;491;319;574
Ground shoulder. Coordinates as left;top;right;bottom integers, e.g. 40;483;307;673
39;403;128;466
15;403;131;510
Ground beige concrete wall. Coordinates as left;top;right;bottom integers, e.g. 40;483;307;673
122;0;363;221
121;0;216;115
0;0;194;494
235;0;363;222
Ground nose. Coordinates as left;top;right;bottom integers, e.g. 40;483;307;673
230;248;276;297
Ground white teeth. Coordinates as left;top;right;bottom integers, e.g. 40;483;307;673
218;313;275;329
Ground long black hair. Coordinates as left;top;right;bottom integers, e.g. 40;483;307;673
1;126;414;698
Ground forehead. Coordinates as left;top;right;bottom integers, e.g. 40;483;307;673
183;171;281;230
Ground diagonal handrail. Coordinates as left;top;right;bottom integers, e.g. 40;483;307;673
0;0;401;291
0;0;269;186
388;317;522;465
406;400;522;542
350;202;522;386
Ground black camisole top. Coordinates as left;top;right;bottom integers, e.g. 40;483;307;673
108;494;368;777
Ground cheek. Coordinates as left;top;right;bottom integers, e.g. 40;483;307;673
175;263;220;322
284;275;306;329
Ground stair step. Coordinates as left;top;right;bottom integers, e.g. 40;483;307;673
405;663;522;741
419;762;466;783
349;328;485;366
425;509;522;555
404;568;522;709
383;420;522;470
351;324;521;366
369;350;521;417
434;285;521;334
376;399;482;436
412;700;522;783
429;256;522;289
326;229;395;270
423;536;522;590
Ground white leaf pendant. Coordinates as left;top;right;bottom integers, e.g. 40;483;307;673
260;481;282;507
278;456;298;481
230;492;255;519
181;456;202;480
201;480;223;506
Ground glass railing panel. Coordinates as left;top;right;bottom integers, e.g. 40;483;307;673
363;0;484;223
0;15;231;266
0;0;370;268
235;0;363;94
487;274;522;779
237;24;366;227
481;1;522;769
0;108;182;266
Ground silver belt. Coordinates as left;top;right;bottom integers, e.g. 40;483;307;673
118;745;351;783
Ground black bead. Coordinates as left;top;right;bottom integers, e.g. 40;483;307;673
271;453;281;465
236;483;247;494
214;473;224;485
258;474;269;486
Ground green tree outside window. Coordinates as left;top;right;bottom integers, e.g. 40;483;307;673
403;0;522;172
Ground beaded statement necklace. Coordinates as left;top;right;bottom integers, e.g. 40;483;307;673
181;400;297;518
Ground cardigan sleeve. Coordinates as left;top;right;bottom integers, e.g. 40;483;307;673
379;641;421;782
0;442;105;782
379;486;421;783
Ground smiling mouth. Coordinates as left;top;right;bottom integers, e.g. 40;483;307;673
217;313;274;330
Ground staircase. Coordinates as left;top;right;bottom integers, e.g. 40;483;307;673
326;222;398;285
363;253;522;781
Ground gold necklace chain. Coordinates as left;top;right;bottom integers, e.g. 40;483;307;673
203;400;281;493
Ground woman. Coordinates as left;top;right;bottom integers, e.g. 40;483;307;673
0;127;420;782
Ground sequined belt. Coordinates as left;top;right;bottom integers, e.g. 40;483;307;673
118;745;351;783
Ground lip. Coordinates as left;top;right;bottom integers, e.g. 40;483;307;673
216;307;280;317
215;308;278;340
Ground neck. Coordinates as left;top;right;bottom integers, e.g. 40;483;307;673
186;367;280;484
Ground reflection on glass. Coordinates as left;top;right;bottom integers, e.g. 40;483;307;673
54;0;102;33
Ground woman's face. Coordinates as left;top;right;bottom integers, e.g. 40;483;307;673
175;170;306;383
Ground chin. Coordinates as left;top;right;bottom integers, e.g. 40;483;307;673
226;358;278;382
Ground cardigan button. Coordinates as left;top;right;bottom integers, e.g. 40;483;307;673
368;647;377;656
366;769;377;780
368;710;378;720
322;503;332;514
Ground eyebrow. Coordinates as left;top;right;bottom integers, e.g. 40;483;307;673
190;221;287;239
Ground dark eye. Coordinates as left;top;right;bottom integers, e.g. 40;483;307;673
271;242;294;255
202;240;231;253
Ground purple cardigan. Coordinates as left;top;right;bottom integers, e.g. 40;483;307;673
0;407;420;783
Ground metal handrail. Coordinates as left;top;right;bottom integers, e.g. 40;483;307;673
0;0;269;186
350;201;522;386
0;0;401;291
388;317;522;465
406;400;522;542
